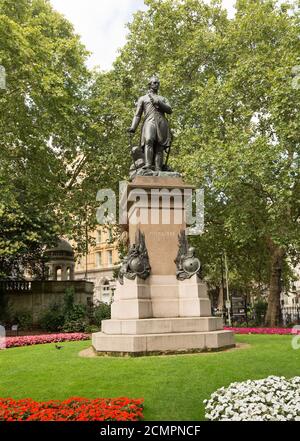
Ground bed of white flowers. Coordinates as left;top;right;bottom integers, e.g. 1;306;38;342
204;376;300;421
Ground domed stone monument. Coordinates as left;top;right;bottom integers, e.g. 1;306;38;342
45;238;75;281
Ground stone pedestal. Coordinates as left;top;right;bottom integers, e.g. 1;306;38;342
92;176;234;355
127;176;193;275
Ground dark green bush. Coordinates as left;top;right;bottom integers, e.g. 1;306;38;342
11;310;33;330
92;301;111;328
83;324;99;333
61;289;87;332
253;300;268;325
61;319;87;333
39;288;111;333
40;303;64;332
0;294;12;325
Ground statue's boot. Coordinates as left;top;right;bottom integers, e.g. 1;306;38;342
155;148;164;171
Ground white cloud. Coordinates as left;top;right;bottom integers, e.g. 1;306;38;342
50;0;236;70
50;0;147;70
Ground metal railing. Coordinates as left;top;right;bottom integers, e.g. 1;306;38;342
281;306;300;326
213;304;300;326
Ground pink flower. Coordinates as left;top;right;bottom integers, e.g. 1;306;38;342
224;327;300;335
4;333;89;349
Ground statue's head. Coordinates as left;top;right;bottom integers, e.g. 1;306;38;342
148;75;160;92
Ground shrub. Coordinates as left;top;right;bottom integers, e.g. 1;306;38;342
10;310;33;330
204;376;300;421
253;300;268;325
39;288;111;333
0;294;12;325
64;303;87;322
40;289;88;332
61;319;87;333
92;301;111;328
61;289;88;332
40;303;64;332
83;325;99;334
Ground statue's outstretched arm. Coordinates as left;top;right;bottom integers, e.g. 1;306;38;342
129;97;143;133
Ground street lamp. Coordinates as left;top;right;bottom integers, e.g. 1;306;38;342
224;251;232;327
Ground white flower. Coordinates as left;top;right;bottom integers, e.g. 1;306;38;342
204;376;300;421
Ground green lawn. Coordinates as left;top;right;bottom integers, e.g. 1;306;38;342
0;335;299;420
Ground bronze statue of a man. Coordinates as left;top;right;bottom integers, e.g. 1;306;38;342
128;76;172;171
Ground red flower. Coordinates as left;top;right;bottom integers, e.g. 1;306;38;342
0;397;144;421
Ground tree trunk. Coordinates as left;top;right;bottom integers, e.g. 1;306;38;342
265;241;285;327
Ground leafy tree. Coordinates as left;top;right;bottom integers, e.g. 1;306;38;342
108;0;300;326
0;0;90;277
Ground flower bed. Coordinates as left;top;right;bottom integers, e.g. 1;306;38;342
204;376;300;421
0;397;144;421
3;333;89;349
224;326;300;335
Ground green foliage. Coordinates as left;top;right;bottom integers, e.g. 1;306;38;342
0;293;11;324
82;324;99;334
0;0;91;277
61;319;86;333
40;303;64;332
232;320;257;328
10;309;33;330
40;288;88;332
92;300;111;328
61;288;88;332
253;300;268;325
39;288;110;333
0;296;33;329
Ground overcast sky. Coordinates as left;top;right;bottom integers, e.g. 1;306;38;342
50;0;236;70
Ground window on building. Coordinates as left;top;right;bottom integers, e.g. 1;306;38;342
96;230;102;244
101;280;111;304
107;250;113;266
96;252;102;268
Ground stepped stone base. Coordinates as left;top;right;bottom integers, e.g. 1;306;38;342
101;316;223;334
92;276;235;356
92;329;234;355
92;317;234;355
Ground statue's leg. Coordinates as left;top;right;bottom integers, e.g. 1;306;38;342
143;121;156;169
145;142;154;169
154;144;164;171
